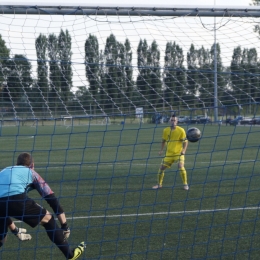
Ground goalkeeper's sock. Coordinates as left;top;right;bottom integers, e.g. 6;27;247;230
43;216;73;259
179;167;188;185
158;169;165;186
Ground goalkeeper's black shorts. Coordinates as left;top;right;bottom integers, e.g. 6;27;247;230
0;193;47;239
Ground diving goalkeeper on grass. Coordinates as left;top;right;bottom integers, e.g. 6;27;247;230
0;152;85;260
152;114;189;190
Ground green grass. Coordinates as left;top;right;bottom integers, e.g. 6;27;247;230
1;123;260;259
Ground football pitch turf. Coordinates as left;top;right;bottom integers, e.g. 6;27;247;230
0;123;260;259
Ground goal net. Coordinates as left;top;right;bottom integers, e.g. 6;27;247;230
1;4;260;259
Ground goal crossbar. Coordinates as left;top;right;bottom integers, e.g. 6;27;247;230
1;4;260;17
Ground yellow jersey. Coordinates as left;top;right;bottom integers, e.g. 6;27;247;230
162;126;187;156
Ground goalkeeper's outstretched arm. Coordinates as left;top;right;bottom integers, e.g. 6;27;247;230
30;168;71;239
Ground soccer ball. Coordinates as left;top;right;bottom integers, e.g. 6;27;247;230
186;127;201;142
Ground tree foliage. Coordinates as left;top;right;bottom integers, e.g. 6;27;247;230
251;0;260;5
48;33;61;110
230;46;260;109
122;39;134;111
85;34;100;111
163;42;185;109
35;34;48;103
58;29;72;102
104;34;123;112
187;44;200;107
2;25;260;115
3;54;33;104
0;35;10;97
137;39;162;109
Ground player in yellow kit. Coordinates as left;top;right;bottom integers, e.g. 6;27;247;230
152;114;189;190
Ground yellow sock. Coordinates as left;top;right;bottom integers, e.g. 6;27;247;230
179;167;188;185
158;169;165;186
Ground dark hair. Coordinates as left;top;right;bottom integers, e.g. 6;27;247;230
171;113;176;117
17;152;33;167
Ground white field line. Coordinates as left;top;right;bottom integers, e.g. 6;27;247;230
1;136;35;139
13;206;260;223
63;206;260;220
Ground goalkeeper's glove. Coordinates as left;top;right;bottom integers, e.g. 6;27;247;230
61;223;70;239
12;227;32;241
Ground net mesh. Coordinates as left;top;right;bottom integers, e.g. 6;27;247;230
1;5;260;260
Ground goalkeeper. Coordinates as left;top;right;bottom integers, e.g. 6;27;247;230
0;152;85;260
152;114;189;190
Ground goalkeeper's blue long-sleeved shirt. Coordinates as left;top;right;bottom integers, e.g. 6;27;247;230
0;165;53;198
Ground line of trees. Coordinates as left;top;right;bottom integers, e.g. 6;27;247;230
1;29;260;116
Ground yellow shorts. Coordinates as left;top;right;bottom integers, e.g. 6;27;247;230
161;154;185;168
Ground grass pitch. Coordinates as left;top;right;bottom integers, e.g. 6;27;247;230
0;122;260;259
